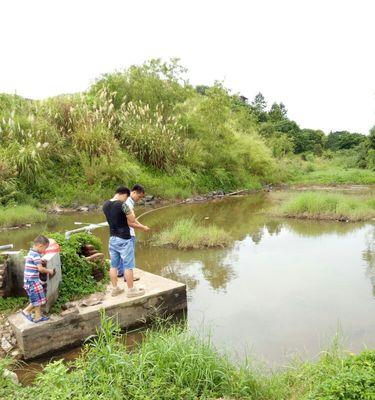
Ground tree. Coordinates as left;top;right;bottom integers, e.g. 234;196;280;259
251;92;267;113
269;102;287;122
326;131;366;151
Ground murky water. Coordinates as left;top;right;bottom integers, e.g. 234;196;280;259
1;191;375;372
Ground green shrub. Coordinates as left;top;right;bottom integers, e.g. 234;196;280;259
47;232;108;311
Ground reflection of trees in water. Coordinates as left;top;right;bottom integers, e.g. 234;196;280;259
199;251;237;291
163;263;199;292
363;226;375;297
138;245;236;293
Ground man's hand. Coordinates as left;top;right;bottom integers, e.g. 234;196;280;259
142;225;151;232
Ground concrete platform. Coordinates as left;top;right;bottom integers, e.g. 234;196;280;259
8;269;187;360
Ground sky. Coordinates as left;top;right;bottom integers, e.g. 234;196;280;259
0;0;374;134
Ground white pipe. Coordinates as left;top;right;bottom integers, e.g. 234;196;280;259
0;244;13;251
65;222;108;239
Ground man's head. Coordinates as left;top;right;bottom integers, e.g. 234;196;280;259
130;184;145;203
33;235;50;254
115;186;130;202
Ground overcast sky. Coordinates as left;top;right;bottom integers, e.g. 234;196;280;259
0;0;374;134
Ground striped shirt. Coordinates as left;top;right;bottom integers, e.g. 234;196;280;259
24;249;42;283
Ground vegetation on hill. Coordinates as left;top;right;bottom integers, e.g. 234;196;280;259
0;59;374;208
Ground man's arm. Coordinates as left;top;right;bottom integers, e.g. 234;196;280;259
125;207;150;232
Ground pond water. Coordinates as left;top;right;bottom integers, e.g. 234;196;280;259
1;191;375;369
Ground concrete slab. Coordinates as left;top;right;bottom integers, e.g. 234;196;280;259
8;269;187;360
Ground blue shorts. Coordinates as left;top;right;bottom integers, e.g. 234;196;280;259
118;236;136;275
109;236;135;270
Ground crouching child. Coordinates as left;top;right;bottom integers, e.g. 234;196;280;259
22;235;55;323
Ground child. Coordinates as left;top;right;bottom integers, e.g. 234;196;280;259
22;235;55;323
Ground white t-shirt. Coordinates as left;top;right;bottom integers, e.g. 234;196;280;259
126;197;136;237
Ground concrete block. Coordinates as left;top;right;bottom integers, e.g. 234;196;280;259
8;269;187;360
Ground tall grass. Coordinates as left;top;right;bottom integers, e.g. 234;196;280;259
154;218;232;249
0;205;47;228
1;314;374;399
280;192;375;221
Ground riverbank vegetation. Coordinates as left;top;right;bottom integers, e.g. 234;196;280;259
0;59;374;211
154;218;231;249
0;205;46;229
278;192;375;222
0;314;374;399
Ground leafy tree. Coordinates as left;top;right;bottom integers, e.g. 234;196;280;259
268;102;287;122
326;131;366;151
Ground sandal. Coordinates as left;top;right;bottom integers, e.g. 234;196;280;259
33;316;50;323
21;311;33;322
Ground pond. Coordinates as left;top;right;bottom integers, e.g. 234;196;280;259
1;191;374;368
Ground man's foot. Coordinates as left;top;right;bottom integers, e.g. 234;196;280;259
124;275;140;282
111;287;124;297
126;287;145;298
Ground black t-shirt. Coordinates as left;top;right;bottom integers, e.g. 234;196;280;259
102;200;131;240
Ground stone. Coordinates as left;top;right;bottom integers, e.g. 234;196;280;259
3;369;19;385
11;349;20;358
61;306;79;316
78;206;89;212
88;204;97;211
1;337;12;352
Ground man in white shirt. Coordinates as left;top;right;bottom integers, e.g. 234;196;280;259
118;184;150;278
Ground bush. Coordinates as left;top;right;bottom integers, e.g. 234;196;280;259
154;218;232;249
47;232;108;311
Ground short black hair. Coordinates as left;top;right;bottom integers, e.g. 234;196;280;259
131;184;145;194
116;186;130;196
34;235;50;247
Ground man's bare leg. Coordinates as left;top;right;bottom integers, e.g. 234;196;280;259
110;267;119;288
125;269;134;289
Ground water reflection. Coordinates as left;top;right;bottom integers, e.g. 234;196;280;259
363;226;375;297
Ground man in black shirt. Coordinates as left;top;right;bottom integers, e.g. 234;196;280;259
103;186;148;297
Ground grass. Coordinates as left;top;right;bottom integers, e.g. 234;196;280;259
0;205;47;229
293;167;375;185
278;192;375;221
154;218;232;249
0;313;374;399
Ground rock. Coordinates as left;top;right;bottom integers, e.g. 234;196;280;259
80;293;105;307
88;204;97;211
10;337;17;345
3;369;19;385
78;206;89;212
11;349;20;358
61;306;79;316
204;217;210;220
1;337;12;352
61;301;76;311
145;195;155;202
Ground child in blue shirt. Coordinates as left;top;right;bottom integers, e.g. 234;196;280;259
22;235;55;323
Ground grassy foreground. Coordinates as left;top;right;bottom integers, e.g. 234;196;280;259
154;218;232;249
0;205;47;228
0;314;374;399
279;192;375;222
